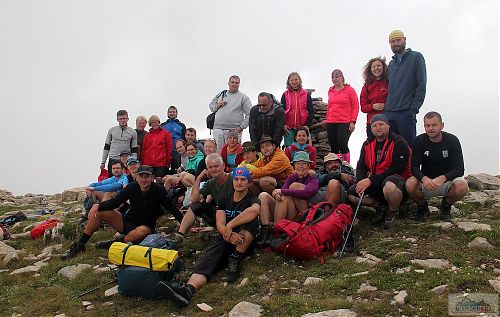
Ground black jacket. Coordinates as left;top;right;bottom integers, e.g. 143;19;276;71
249;105;285;146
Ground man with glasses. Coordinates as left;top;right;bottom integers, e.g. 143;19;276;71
249;92;285;147
101;110;138;177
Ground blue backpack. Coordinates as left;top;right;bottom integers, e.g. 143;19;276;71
117;234;180;299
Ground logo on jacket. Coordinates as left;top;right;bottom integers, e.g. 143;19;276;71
424;151;429;156
442;150;448;158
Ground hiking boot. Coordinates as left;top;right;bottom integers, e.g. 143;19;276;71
383;210;398;230
416;202;431;221
95;238;118;250
156;280;194;307
256;225;272;248
226;253;243;283
371;205;387;226
60;242;86;260
441;197;452;221
343;229;356;253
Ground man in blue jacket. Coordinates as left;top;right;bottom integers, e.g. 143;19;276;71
384;30;427;147
86;159;128;203
161;105;187;172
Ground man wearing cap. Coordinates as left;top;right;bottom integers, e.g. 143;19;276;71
119;150;131;175
209;75;252;153
61;165;184;259
249;92;286;147
85;159;129;203
348;114;411;229
257;151;318;247
238;141;262;171
250;135;294;194
125;157;141;183
101;110;138;178
405;111;468;221
174;153;234;240
385;29;427;146
157;167;260;306
316;153;356;204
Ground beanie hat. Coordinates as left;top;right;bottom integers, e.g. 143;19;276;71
370;114;390;125
232;167;251;183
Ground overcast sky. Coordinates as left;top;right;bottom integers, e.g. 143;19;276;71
0;0;498;195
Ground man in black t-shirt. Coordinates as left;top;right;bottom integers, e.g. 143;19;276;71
406;111;468;221
61;165;183;260
157;167;260;307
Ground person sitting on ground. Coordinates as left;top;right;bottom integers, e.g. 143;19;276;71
250;135;294;195
185;127;205;154
141;115;173;179
347;114;411;229
221;130;244;172
194;139;218;180
126;157;141;183
316;153;356;204
257;151;318;247
61;165;183;259
85;159;128;203
174;140;188;173
119;150;131;175
285;127;317;170
164;142;204;190
156;167;260;306
174;153;234;241
249;92;286;147
238;141;262;171
405;111;468;221
135;115;148;159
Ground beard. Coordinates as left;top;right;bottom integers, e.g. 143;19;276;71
391;43;406;54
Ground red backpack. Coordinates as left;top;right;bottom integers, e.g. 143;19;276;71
271;202;353;262
30;219;60;239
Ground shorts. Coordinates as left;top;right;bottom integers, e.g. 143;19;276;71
193;219;258;279
190;202;217;227
121;214;154;235
311;187;348;204
422;177;463;199
151;166;169;178
348;175;407;203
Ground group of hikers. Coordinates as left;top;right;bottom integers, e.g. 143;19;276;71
60;30;468;307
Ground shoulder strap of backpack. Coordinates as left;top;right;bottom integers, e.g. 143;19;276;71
308;202;337;225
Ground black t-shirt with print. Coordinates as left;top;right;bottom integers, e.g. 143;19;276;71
217;191;260;222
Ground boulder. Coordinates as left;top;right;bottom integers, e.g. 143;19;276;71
61;187;85;202
229;301;262;317
466;173;500;190
10;265;41;275
489;280;500;293
57;263;91;280
301;309;357;317
468;237;494;249
463;191;489;205
393;290;408;305
104;285;119;297
456;222;492;232
304;277;323;285
410;259;450;269
430;284;448;294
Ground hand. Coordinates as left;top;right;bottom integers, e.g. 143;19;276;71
217;100;226;108
432;176;447;188
229;232;244;245
355;178;372;195
88;204;99;219
272;189;283;201
205;195;213;204
222;226;233;241
349;122;355;133
197;169;209;181
422;176;439;191
373;103;385;111
85;187;94;197
100;163;105;169
302;125;309;131
236;127;243;133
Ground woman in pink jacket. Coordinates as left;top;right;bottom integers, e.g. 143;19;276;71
325;69;359;163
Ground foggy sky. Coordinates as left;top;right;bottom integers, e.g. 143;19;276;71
0;0;498;195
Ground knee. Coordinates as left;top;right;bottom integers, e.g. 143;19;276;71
328;179;342;191
289;182;305;190
405;177;420;192
132;226;152;237
348;194;358;205
383;181;400;196
452;180;469;196
258;192;272;204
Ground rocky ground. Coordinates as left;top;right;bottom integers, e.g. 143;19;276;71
0;173;499;317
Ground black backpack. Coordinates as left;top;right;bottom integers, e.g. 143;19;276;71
206;90;227;130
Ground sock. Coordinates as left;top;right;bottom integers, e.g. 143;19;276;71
78;233;91;246
231;250;244;259
186;283;196;295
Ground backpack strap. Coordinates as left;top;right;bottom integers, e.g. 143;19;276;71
144;247;154;270
121;243;133;266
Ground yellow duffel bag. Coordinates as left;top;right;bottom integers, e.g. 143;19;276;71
108;242;178;271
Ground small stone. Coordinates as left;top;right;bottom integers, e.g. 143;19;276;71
260;295;270;303
86;305;94;310
237;277;249;288
428;206;439;213
414;269;425;274
489;280;500;293
394;290;408;306
229;301;262;317
411;259;450;269
54;314;67;317
356;254;382;266
33;260;49;267
430;284;448;294
468;237;494;249
431;222;454;230
41;244;62;254
22;254;38;261
457;222;492;231
357;283;378;293
104;285;118;297
102;301;114;306
94;267;111;273
57;264;91;280
197;303;213;312
3;252;19;265
405;238;417;243
107;264;117;269
82;301;91;306
352;271;369;276
301;309;358;317
396;266;412;274
9;265;41;275
304;277;323;285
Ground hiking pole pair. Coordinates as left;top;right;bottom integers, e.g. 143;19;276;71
338;192;364;259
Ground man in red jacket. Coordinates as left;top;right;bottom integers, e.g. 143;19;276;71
348;114;411;229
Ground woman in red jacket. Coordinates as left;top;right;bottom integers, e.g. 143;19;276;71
220;130;243;172
140;115;173;178
325;69;359;163
360;57;389;140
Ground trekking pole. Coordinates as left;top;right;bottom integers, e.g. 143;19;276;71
338;192;364;259
76;278;117;298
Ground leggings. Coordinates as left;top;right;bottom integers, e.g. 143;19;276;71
326;123;351;154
